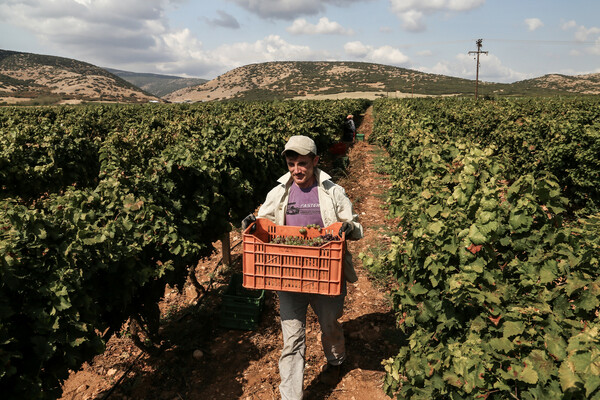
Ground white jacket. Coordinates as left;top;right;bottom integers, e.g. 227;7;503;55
257;168;363;282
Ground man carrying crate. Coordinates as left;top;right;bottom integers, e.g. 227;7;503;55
242;135;363;400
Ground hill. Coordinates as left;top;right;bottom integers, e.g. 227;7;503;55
164;61;600;102
164;61;477;102
508;73;600;95
0;49;160;105
2;50;599;105
105;68;207;98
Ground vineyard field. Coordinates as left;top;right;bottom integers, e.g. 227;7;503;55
2;96;599;399
367;97;600;399
0;99;370;399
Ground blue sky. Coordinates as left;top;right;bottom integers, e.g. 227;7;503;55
1;0;599;83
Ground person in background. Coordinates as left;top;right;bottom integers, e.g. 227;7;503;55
342;114;356;144
242;135;363;400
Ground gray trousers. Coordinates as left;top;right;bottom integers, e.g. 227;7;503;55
277;286;346;400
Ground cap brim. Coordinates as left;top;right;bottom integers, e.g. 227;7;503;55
282;147;312;156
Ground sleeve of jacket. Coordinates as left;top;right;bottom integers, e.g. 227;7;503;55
332;185;363;240
257;185;281;223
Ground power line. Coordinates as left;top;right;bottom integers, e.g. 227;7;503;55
485;38;600;45
398;38;599;48
468;39;488;100
399;39;474;47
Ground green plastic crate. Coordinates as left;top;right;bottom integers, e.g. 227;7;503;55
219;273;265;330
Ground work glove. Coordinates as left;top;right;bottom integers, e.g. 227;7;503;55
339;222;353;238
241;214;257;233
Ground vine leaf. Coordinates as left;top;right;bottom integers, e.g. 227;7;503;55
489;315;502;326
467;243;482;254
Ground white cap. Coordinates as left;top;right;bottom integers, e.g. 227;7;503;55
282;135;317;156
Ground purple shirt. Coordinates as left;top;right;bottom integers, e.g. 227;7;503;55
285;182;324;227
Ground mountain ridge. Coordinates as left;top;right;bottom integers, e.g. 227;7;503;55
165;60;600;102
2;49;599;104
105;68;207;98
0;49;160;104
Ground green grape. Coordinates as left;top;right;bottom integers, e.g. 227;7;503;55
269;232;341;246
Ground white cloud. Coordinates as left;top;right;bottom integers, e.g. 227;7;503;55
344;41;409;66
0;0;173;62
561;19;599;40
287;17;353;35
216;35;320;62
344;41;370;58
229;0;369;20
559;20;600;55
144;33;327;77
561;20;578;30
0;0;242;77
574;26;600;42
524;18;543;31
0;0;361;77
0;0;345;78
421;53;529;83
149;29;216;75
151;33;331;77
389;0;485;32
398;9;425;32
569;49;582;57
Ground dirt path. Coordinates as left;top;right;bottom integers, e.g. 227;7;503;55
60;105;400;400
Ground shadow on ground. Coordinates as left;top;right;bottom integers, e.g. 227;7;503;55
92;266;281;400
303;310;404;399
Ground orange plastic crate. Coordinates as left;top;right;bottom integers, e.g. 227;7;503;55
242;218;345;295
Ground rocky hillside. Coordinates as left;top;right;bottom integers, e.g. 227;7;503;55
0;49;160;105
509;73;600;95
2;49;599;105
164;61;600;102
164;61;479;102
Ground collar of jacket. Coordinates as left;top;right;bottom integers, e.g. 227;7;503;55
276;168;332;188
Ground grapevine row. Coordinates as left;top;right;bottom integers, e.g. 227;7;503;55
0;99;370;399
367;98;600;399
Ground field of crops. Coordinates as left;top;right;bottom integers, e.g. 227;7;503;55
0;99;370;399
1;96;599;399
367;97;600;399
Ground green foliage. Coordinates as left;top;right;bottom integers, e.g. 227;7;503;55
374;97;600;214
369;98;600;399
0;106;103;199
0;99;370;399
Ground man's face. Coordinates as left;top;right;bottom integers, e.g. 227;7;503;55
286;154;319;188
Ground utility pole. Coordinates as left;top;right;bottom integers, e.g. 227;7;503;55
468;39;488;99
